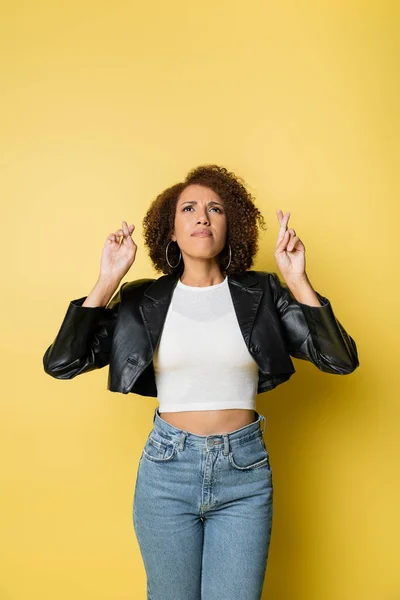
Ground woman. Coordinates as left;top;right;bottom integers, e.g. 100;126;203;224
43;164;359;600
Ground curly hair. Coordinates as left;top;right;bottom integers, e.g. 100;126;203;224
142;164;268;277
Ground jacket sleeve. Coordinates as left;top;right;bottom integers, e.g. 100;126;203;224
269;272;359;374
43;282;127;379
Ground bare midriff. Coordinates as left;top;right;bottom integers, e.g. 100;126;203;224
159;408;257;435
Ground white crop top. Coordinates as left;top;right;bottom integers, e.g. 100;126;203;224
153;275;259;412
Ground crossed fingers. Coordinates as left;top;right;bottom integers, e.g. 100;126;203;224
276;209;298;251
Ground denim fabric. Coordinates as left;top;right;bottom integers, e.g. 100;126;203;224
132;407;273;600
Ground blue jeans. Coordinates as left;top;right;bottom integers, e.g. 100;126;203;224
132;407;274;600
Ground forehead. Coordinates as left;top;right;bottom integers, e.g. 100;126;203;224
178;184;222;204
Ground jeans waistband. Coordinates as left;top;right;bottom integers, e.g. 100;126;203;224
152;407;266;449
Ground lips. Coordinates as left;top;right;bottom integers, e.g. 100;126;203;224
192;231;212;237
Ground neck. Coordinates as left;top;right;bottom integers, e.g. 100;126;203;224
179;273;226;287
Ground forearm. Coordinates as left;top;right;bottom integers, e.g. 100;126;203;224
285;273;322;307
43;280;123;377
82;276;121;308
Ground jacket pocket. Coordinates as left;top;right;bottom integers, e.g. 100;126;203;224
127;356;139;365
121;356;141;392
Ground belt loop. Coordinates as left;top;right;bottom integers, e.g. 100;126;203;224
153;407;157;423
179;432;187;451
259;414;266;434
223;434;229;456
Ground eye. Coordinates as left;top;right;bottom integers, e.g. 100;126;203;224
182;206;222;213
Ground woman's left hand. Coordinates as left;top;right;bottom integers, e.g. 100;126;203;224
274;209;306;281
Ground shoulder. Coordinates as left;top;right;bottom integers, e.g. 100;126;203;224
242;270;284;302
120;277;157;300
245;269;280;286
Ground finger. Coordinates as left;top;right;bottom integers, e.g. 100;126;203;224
275;228;286;248
116;221;131;235
121;221;131;234
279;211;290;232
277;212;290;244
122;221;133;237
122;220;133;244
286;228;298;251
276;209;288;227
287;235;299;251
276;229;290;249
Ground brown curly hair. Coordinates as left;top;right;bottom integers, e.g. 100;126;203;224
142;164;268;277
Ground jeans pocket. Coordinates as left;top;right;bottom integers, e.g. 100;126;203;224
228;434;271;471
142;430;178;463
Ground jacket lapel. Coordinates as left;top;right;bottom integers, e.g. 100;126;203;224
139;271;263;353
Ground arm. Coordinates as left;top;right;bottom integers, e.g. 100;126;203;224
270;272;359;374
43;280;127;379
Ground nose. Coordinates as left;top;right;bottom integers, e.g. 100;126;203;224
197;211;210;224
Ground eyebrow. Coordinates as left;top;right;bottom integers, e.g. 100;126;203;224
180;200;224;207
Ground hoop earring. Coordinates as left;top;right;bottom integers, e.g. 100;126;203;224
221;243;232;271
166;240;182;268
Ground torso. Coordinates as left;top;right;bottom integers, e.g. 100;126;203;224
159;408;257;435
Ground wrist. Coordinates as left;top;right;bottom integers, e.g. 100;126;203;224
285;274;323;307
97;274;122;290
284;272;309;289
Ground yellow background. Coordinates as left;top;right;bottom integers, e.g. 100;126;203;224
1;1;398;598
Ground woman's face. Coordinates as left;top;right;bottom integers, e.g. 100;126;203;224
171;184;228;264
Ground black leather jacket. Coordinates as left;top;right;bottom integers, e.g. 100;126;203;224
43;270;359;396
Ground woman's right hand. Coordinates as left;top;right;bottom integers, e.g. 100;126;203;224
99;221;138;282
